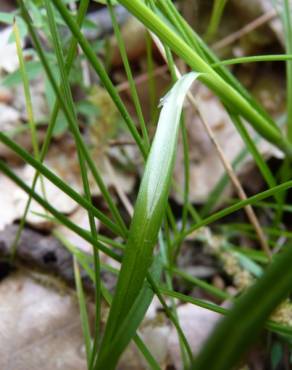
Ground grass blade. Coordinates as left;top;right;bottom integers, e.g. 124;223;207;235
117;0;292;156
18;0;127;236
0;132;123;237
94;257;162;370
205;0;228;41
191;243;292;370
73;257;92;366
95;72;201;368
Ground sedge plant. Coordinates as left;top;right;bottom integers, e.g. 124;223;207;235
1;1;292;370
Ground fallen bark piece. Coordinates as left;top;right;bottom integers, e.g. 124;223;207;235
0;224;92;290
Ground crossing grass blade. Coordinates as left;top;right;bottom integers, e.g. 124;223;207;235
11;0;91;257
0;132;123;237
94;257;162;370
95;72;201;369
191;241;292;370
51;0;147;159
73;257;92;365
117;0;292;156
205;0;228;41
0;159;121;262
18;0;128;236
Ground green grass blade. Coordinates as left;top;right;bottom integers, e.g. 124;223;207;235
94;257;162;370
171;268;230;301
107;0;150;149
205;0;228;41
283;0;292;142
12;0;91;257
0;132;123;237
191;244;292;370
51;0;147;158
13;18;39;158
182;179;292;240
117;0;291;156
11;18;47;258
73;257;92;366
160;287;292;338
133;335;161;370
96;72;201;368
43;2;102;362
18;0;127;236
213;53;292;66
0;159;121;261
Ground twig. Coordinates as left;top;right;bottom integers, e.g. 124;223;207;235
151;33;272;260
116;64;168;93
212;9;277;50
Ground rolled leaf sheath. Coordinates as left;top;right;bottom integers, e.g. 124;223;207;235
96;73;201;367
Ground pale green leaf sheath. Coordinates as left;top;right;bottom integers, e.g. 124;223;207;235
96;72;201;368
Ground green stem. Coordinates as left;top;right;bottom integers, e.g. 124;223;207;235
117;0;291;155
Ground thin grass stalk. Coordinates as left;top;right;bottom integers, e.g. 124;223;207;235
181;179;292;241
158;0;280;130
73;257;92;365
0;132;123;236
43;2;101;363
190;241;292;370
163;45;190;234
11;18;47;258
18;0;128;236
51;0;147;158
283;0;292;142
171;268;230;300
107;0;150;149
0;160;120;261
205;0;228;41
12;0;91;256
213;53;292;66
161;287;292;338
145;31;157;125
159;233;190;368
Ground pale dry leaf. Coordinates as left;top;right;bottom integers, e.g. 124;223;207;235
167;303;221;370
56;206;99;254
173;84;283;205
0;271;88;370
0;26;19;73
0;164;77;231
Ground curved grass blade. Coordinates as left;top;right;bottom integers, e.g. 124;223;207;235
18;0;127;236
205;0;228;41
95;72;201;369
191;243;292;370
212;54;292;66
12;0;91;257
0;132;123;237
181;179;292;241
117;0;292;156
0;159;120;262
50;0;146;158
94;257;162;370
